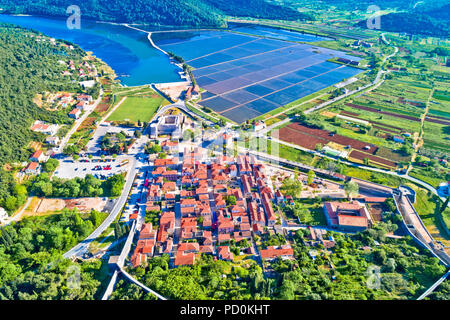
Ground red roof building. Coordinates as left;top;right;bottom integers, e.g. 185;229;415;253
260;245;294;260
261;193;276;226
218;246;233;261
323;201;371;232
131;252;147;268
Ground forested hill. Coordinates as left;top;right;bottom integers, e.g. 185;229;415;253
367;12;449;37
0;0;311;27
0;23;83;164
355;2;450;37
0;23;84;205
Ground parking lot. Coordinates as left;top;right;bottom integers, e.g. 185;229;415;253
85;122;140;154
54;157;131;179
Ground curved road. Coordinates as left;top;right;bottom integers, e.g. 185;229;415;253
63;157;138;259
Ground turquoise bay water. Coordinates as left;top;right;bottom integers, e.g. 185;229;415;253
0;14;182;86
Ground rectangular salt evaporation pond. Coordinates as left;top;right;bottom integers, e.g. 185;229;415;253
157;32;255;61
229;24;332;42
221;106;264;123
158;27;364;124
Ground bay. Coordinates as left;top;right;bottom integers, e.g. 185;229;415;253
0;14;182;86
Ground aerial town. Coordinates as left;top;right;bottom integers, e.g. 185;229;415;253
0;0;448;304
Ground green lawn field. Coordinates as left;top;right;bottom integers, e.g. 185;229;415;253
107;96;166;122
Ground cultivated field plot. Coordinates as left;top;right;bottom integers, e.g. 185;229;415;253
276;123;398;168
156;29;363;123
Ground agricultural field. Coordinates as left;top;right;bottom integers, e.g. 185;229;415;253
247;137;316;166
275;122;401;169
107;90;169;123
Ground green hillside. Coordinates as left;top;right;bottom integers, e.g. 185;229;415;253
0;23;84;209
0;0;311;27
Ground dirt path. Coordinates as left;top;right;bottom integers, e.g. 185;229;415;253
407;87;434;174
99;96;127;124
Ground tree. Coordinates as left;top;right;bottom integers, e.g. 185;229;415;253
400;144;413;156
307;170;315;185
134;130;142;138
90;210;103;227
63;144;80;156
344;181;359;200
4;196;18;212
145;143;161;154
384;198;397;213
280;178;302;198
107;174;125;197
13;184;27;207
225;195;236;206
285;202;310;222
114;223;123;240
43;158;59;173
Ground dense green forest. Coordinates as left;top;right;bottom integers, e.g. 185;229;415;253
0;23;87;209
0;0;310;27
0;208;106;299
280;0;450;37
272;225;445;299
357;11;450;37
125;254;266;299
0;24;84;165
351;0;450;37
30;173;126;198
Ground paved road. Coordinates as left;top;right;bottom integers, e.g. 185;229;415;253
56;87;104;154
63;156;139;259
0;197;33;226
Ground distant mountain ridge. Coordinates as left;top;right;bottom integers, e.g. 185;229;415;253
356;2;450;37
0;0;311;27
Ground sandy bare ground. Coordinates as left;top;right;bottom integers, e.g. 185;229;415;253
23;197;107;217
33;93;43;107
156;83;188;101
